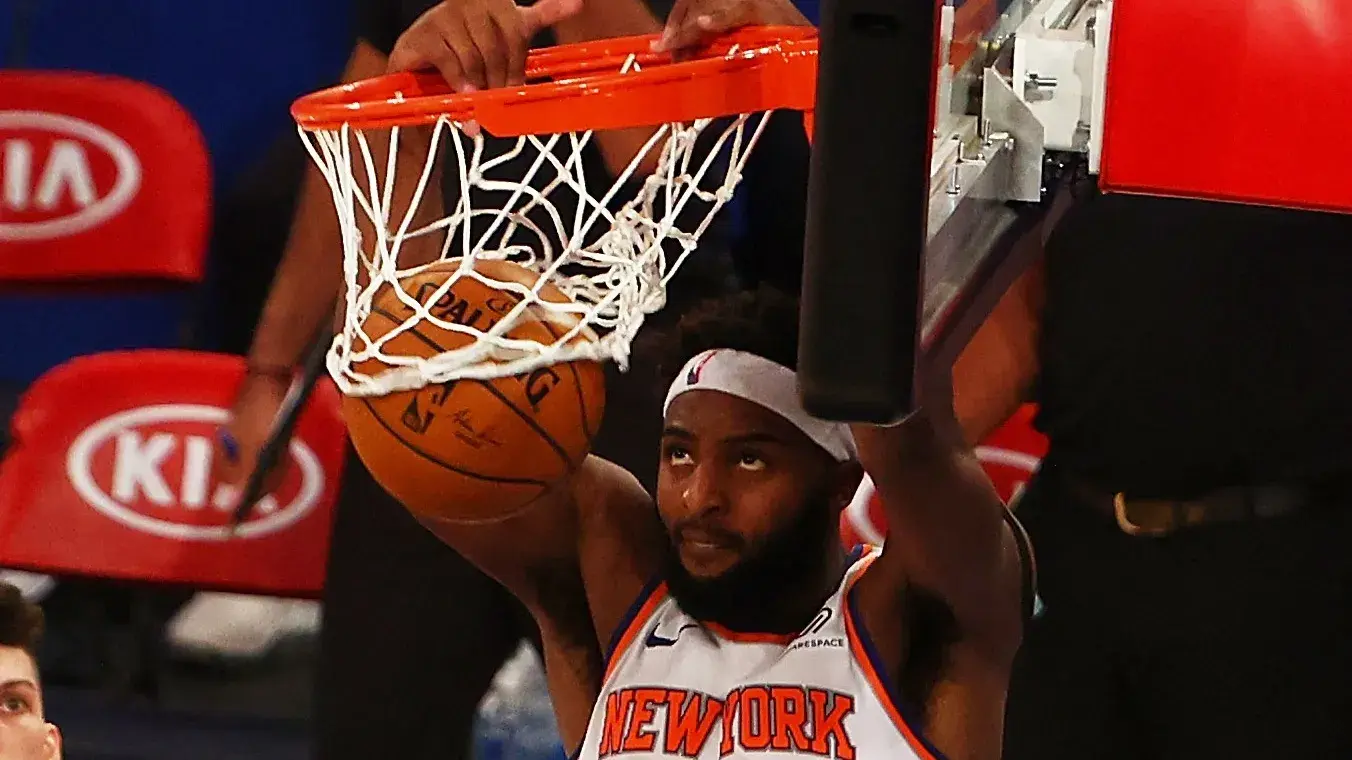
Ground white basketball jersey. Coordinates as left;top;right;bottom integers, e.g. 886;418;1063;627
574;548;943;759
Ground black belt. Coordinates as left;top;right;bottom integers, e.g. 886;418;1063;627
1065;476;1313;537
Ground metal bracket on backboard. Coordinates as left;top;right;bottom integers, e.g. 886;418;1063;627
929;0;1094;206
921;19;1046;334
933;3;958;140
1008;0;1112;162
914;0;1106;370
980;68;1045;202
1086;0;1113;173
922;125;1019;340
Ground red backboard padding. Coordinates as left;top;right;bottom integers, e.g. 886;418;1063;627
1099;0;1352;214
841;404;1047;547
0;71;210;281
0;351;345;598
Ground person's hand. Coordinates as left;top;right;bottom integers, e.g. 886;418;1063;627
214;369;292;503
387;0;584;91
652;0;812;55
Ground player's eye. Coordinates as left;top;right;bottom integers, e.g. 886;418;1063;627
736;451;767;472
663;443;693;466
0;694;30;714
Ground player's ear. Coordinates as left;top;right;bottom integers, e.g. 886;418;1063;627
43;722;61;759
827;460;864;512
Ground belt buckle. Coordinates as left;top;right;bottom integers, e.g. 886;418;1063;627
1113;493;1170;537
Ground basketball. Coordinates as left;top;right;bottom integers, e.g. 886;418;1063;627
342;258;606;523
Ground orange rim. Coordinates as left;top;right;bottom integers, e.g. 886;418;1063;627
291;26;819;136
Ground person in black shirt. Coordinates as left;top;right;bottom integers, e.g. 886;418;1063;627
987;186;1352;760
215;1;735;758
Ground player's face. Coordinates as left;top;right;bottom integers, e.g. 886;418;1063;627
0;646;59;760
657;390;853;629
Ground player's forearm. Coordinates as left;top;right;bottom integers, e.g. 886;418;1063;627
247;165;346;370
550;0;663;175
250;137;446;371
248;40;407;370
852;414;1017;640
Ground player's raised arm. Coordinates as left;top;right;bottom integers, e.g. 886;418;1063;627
412;453;662;643
845;211;1048;667
848;405;1026;760
843;210;1053;672
408;453;664;749
850;402;1025;645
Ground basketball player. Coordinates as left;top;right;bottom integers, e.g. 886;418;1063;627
0;582;60;760
409;286;1033;760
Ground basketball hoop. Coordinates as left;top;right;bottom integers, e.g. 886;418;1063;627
291;27;818;397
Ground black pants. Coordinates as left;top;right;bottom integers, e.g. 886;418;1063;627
1004;462;1352;760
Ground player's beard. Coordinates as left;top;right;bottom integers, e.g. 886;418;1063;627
661;483;842;635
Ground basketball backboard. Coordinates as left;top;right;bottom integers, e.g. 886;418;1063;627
800;0;1057;423
1099;0;1352;213
800;0;1352;424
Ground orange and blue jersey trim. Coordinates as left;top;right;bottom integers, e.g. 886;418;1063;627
842;549;950;760
703;621;797;645
570;576;667;760
602;575;667;683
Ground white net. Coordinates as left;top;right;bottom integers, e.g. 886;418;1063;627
301;82;773;397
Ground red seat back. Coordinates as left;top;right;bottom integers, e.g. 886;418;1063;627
0;351;344;598
0;71;209;282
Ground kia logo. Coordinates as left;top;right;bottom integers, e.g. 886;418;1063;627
65;404;323;541
0;111;141;241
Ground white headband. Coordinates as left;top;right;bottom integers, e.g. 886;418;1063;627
663;349;858;462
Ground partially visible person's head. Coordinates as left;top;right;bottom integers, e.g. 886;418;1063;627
0;583;58;760
647;287;862;633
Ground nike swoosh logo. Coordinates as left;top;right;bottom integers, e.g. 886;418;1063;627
645;632;679;647
644;623;698;648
